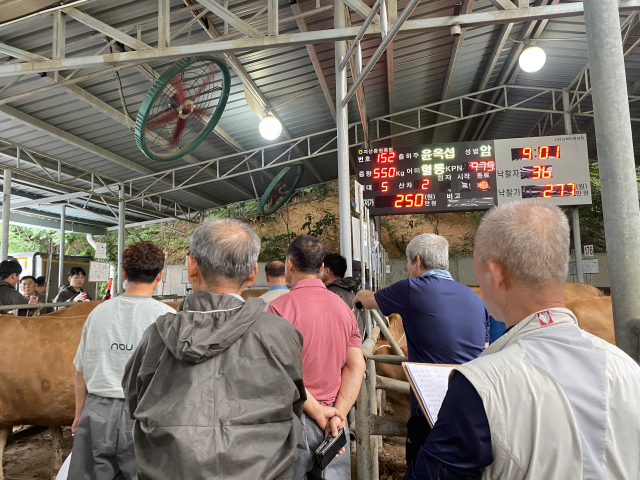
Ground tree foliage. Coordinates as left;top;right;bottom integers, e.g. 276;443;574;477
572;164;640;253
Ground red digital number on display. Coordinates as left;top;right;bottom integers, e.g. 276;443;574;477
538;145;560;160
523;147;533;160
394;193;426;208
542;183;576;198
376;152;397;163
469;161;496;172
532;165;552;180
373;167;397;179
381;181;389;192
421;179;430;190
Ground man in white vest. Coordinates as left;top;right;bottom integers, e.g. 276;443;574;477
406;200;640;480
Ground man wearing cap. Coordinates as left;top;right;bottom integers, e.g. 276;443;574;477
0;260;37;316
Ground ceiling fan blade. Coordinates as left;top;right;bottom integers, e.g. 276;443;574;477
193;65;216;100
146;109;179;130
171;117;187;146
170;74;186;104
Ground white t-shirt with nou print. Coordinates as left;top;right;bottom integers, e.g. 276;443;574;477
73;294;176;398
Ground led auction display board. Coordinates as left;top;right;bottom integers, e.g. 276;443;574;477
357;134;590;215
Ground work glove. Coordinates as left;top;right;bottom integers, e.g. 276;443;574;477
73;293;88;302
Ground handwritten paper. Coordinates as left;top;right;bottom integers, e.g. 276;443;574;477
89;261;110;283
404;363;456;426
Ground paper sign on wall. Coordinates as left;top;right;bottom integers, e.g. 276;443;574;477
89;261;110;282
583;245;594;257
94;242;107;259
569;259;599;275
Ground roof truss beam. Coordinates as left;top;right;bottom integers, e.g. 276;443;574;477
342;0;380;23
1;1;634;76
457;22;513;141
433;0;475;143
290;0;336;121
196;0;264;38
63;7;152;51
489;0;518;10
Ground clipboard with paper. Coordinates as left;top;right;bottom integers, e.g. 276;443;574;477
402;362;459;427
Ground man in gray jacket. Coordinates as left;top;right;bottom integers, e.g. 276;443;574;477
123;219;312;480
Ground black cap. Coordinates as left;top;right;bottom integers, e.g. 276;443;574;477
0;260;22;280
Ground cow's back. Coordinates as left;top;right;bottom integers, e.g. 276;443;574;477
566;296;615;345
563;283;603;302
0;314;84;427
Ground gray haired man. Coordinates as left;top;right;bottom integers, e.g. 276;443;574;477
406;201;640;480
353;233;489;465
123;219;308;480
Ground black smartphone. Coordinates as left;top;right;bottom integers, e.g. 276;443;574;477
314;427;347;470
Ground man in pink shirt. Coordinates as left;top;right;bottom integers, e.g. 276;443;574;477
268;235;365;480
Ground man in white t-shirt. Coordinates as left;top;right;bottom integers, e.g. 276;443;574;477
68;241;176;480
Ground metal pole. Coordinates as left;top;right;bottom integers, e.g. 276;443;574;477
584;0;640;360
117;183;125;294
1;169;11;261
342;0;421;107
355;379;372;480
58;205;65;288
336;0;353;278
366;357;379;478
45;238;53;302
339;0;382;72
357;182;366;290
563;88;584;284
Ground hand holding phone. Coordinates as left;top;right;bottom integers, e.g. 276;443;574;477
315;427;347;470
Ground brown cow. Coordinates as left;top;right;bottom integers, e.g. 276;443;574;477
374;314;410;421
566;296;615;345
470;283;603;303
0;299;181;480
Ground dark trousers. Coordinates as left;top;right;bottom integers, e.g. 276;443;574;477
406;415;432;466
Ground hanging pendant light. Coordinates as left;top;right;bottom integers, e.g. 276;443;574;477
259;114;282;140
519;46;546;73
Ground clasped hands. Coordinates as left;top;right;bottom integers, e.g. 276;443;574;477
311;404;347;455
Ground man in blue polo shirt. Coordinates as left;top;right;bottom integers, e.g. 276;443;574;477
353;233;489;465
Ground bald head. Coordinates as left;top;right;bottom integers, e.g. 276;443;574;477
265;261;285;278
189;218;261;285
265;261;286;287
475;200;570;287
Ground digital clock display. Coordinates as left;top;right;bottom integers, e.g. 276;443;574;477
522;183;577;198
511;145;560;161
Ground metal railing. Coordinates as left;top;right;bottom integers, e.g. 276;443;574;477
355;307;410;480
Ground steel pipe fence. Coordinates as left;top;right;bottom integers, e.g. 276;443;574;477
356;306;410;480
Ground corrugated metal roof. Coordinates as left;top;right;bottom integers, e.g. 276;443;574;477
0;0;635;228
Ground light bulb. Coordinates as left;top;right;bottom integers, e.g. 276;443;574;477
259;115;282;140
519;46;546;73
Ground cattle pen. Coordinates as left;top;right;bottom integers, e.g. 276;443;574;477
355;306;409;480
